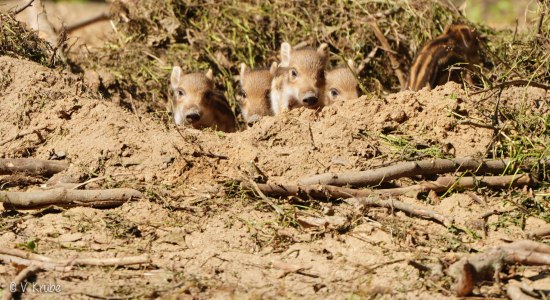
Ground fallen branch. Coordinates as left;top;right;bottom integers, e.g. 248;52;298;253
0;158;68;176
345;196;454;227
253;175;533;200
298;157;549;187
0;248;150;272
250;182;373;200
1;265;40;300
385;174;534;195
369;21;407;90
0;187;142;210
0;124;51;147
448;240;550;296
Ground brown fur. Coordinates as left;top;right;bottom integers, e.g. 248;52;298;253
326;59;361;103
238;63;276;125
407;24;481;91
170;67;237;133
270;43;329;115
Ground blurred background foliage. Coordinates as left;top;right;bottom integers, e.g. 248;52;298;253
9;0;546;118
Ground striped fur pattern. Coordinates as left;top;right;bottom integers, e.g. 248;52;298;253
407;24;481;91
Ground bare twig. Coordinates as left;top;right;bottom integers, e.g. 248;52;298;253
471;79;550;95
0;159;68;176
345;196;454;227
449;240;550;296
64;12;110;33
0;187;142;210
369;21;406;89
243;177;284;216
1;265;40;300
11;0;35;16
298;157;549;187
0;124;52;147
271;261;319;278
0;248;150;272
479;207;519;220
457;119;498;130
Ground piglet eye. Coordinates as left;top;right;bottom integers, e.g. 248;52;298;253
330;88;339;98
239;89;247;98
176;89;185;97
290;68;298;79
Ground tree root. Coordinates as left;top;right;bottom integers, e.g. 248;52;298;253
0;248;150;272
345;196;454;227
298;157;549;187
0;187;142;210
0;158;68;177
449;240;550;296
249;174;533;200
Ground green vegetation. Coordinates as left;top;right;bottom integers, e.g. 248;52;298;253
76;0;548;120
0;13;59;67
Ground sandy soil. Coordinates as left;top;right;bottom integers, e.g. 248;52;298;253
0;1;549;299
0;53;548;299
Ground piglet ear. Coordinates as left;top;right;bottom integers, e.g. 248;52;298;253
280;42;291;68
170;66;182;89
269;62;278;75
205;69;214;80
239;63;247;77
347;59;356;73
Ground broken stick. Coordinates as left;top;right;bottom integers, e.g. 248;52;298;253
298;157;549;187
0;187;142;210
448;240;550;296
0;158;68;176
345;196;454;227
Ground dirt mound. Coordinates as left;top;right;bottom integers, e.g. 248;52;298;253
2;56;548;187
1;56;549;298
